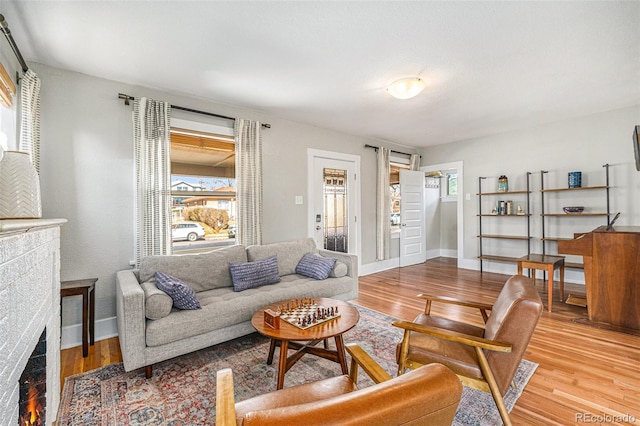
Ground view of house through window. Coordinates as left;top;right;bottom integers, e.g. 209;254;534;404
170;127;236;253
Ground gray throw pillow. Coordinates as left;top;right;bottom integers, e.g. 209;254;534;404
330;261;348;278
155;271;201;310
295;252;337;280
140;281;173;320
230;255;281;292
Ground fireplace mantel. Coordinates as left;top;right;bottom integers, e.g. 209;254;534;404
0;219;66;426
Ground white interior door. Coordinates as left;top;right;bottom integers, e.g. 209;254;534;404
309;155;358;255
400;169;426;266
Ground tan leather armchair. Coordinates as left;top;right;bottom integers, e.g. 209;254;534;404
393;275;543;426
216;342;462;426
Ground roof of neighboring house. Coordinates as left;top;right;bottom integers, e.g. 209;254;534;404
172;180;204;190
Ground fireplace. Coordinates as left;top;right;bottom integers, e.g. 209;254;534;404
18;329;47;426
0;219;65;426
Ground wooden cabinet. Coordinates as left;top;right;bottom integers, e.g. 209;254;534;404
477;173;532;272
541;164;611;269
558;226;640;332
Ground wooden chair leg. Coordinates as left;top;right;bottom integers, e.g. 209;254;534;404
559;263;565;302
397;330;411;376
475;347;512;426
145;365;153;379
547;265;553;313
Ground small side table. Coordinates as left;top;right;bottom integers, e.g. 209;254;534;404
517;254;565;313
61;278;97;357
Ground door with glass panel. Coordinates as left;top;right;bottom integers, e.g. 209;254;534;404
311;157;357;254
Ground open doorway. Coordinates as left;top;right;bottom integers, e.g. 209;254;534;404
421;161;464;265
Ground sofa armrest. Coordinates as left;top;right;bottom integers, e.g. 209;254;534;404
318;249;358;278
116;269;147;372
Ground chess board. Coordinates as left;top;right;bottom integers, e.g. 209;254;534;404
279;304;341;330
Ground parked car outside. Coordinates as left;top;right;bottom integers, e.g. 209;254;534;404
172;222;205;242
227;225;236;239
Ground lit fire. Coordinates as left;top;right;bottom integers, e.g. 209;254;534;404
20;384;43;426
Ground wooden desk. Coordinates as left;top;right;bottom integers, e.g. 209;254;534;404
558;226;640;332
61;278;97;357
517;254;565;312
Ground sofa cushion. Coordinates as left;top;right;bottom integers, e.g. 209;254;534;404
145;275;355;347
247;238;317;276
296;253;336;280
155;272;201;310
230;256;281;292
140;281;173;320
330;261;348;278
139;244;247;292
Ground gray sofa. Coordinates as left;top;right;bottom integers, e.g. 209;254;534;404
116;238;358;376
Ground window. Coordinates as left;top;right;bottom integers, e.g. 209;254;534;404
390;159;410;231
170;125;236;253
441;171;458;202
0;62;16;108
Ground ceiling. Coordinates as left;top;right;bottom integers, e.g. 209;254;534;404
3;1;639;148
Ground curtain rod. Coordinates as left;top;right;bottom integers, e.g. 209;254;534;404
118;93;271;129
0;14;29;73
364;144;417;157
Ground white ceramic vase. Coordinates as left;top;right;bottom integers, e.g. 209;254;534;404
0;150;42;219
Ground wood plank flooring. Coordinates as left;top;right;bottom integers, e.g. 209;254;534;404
60;257;640;425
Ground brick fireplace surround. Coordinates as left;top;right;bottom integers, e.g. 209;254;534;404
0;219;66;426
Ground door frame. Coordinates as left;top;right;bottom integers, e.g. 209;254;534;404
307;149;361;268
420;161;465;266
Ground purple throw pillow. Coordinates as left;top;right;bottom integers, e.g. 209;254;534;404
295;252;336;280
155;271;201;310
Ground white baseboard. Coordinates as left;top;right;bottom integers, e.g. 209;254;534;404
361;255;586;286
360;257;400;276
60;316;118;350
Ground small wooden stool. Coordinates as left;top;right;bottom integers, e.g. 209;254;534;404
517;254;564;312
61;278;97;357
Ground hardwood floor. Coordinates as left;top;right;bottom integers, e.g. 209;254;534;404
60;257;640;425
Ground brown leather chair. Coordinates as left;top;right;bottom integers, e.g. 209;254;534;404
216;342;462;426
393;275;543;426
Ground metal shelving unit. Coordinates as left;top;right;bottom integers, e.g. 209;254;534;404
540;164;611;270
477;172;532;272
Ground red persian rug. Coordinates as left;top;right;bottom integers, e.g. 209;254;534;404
57;304;537;425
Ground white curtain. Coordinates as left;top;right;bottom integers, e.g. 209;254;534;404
376;147;391;260
234;118;263;246
19;70;41;173
133;97;172;266
409;154;421;171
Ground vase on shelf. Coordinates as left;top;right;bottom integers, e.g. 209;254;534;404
568;171;582;188
0;150;42;219
497;175;509;192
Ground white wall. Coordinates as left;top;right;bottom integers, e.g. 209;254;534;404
28;62;415;338
10;58;639;340
420;105;640;282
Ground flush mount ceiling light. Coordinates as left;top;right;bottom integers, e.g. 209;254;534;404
386;77;426;99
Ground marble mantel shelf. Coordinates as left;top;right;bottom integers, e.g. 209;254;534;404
0;218;67;234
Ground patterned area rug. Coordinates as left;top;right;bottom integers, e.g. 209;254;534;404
57;305;537;425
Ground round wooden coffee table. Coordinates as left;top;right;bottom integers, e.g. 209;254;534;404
251;297;359;389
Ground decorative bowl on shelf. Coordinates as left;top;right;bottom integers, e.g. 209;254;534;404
563;206;584;214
